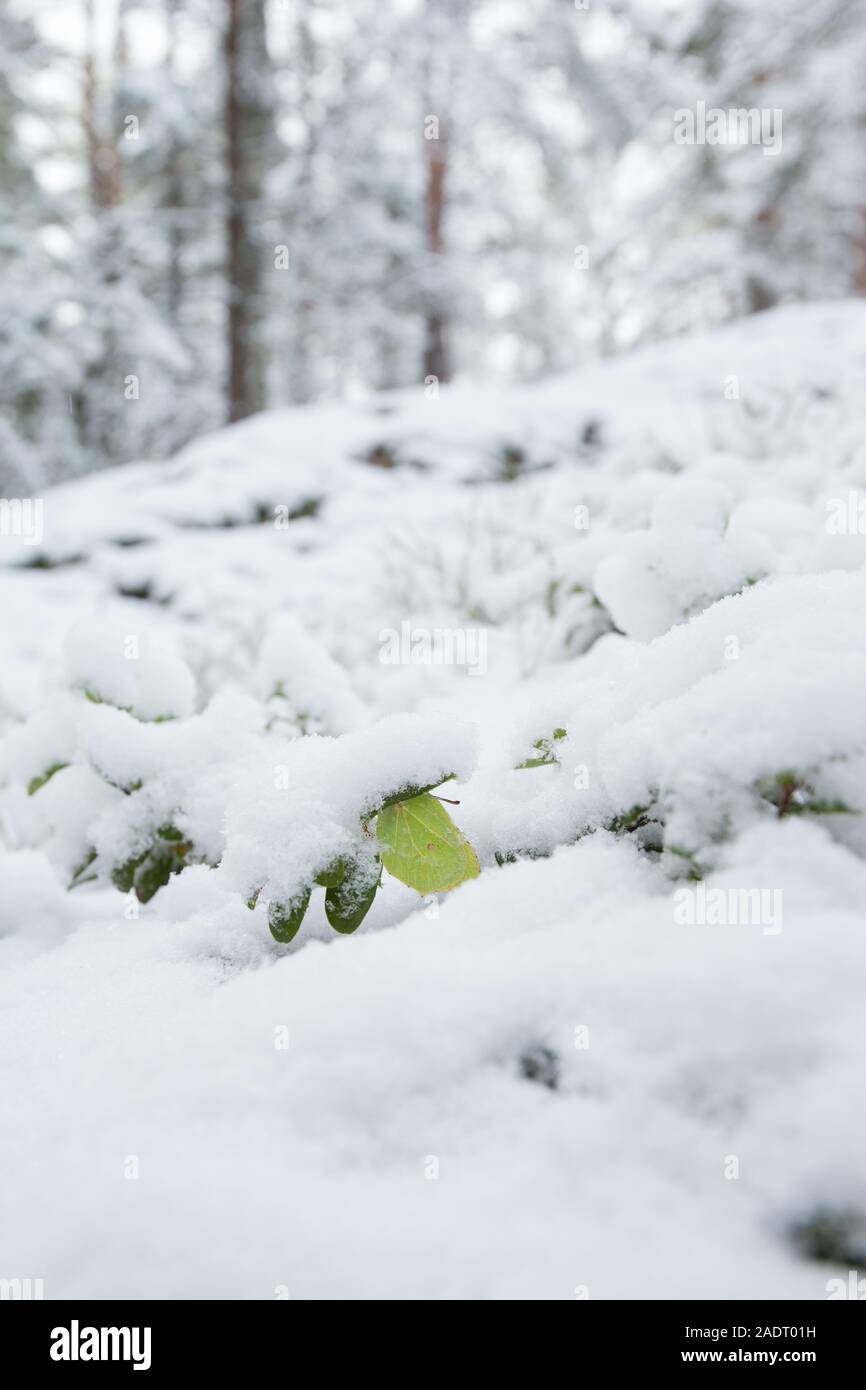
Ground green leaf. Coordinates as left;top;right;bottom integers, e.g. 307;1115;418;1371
69;849;98;889
268;888;311;944
27;762;69;796
376;792;479;895
315;860;346;890
111;856;140;894
133;846;178;903
322;857;380;934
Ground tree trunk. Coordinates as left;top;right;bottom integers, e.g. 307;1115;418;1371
223;0;269;423
423;136;449;382
83;0;120;212
289;0;317;405
77;0;125;465
164;0;183;326
421;11;451;385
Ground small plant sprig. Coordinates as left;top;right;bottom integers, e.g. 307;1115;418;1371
515;727;567;769
757;771;857;820
26;676;199;903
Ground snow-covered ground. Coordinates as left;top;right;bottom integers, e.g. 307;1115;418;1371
2;302;866;1299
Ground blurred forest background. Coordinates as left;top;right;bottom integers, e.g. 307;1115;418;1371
0;0;863;491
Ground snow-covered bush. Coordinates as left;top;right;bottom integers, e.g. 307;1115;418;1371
0;622;484;941
2;306;866;1299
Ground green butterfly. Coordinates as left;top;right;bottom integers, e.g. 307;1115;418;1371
376;791;479;895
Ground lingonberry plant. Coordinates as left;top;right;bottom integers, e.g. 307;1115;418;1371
19;647;481;941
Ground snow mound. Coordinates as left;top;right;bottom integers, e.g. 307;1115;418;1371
1;303;865;1298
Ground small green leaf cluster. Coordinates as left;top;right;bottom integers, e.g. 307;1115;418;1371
515;727;567;769
111;824;193;904
26;684;196;899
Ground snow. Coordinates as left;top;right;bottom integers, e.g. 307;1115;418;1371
255;614;367;735
1;302;866;1298
63;621;196;722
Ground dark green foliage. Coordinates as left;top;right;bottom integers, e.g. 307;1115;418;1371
361;443;400;469
666;845;707;881
606;803;655;835
320;858;381;934
791;1208;866;1267
266;853;381;945
758;772;857;819
494;847;552;866
518;1045;560;1091
110;825;192;903
498;444;526;482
